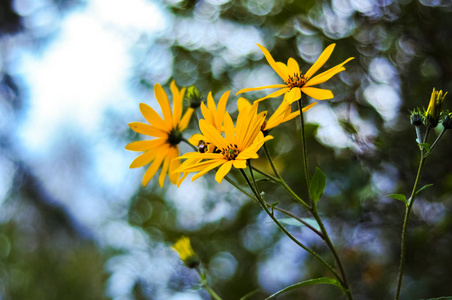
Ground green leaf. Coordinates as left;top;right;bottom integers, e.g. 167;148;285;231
421;297;452;300
279;217;321;231
419;143;431;154
265;277;343;299
309;167;326;204
416;184;433;195
239;289;260;300
387;194;407;206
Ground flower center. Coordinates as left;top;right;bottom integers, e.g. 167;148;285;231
222;144;239;160
167;128;183;146
286;73;306;89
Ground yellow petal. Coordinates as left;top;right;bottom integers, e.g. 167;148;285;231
237;97;252;112
129;144;168;168
188;133;205;146
199;120;228;149
302;102;318;113
223;112;235;143
154;83;173;127
301;87;334;100
171;81;184;127
284;88;301;104
305;57;354;87
236;84;288;95
168;147;181;185
158;151;172;187
179;108;194;131
139;103;167;131
276;62;290;80
256;44;288;81
287;58;300;75
128;122;167;137
255;87;290;102
125;138;166;152
216;91;230;130
304;44;336;80
191;160;225;182
142;150;167;186
215;161;232;183
232;159;247;169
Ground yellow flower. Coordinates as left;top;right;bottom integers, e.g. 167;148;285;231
236;44;354;103
175;103;273;184
188;90;230;151
172;236;199;268
126;81;194;187
425;87;447;127
237;94;317;132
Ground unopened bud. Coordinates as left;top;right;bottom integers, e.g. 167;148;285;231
172;236;200;269
425;88;447;128
442;112;452;129
185;86;202;109
410;110;423;127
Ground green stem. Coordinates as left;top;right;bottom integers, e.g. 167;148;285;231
196;267;223;300
297;98;311;193
310;208;352;299
394;128;431;299
394;153;427;299
240;166;346;290
429;127;447;152
262;144;310;210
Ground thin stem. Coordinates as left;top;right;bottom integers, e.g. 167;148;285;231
263;143;282;179
394;153;427;299
297;98;311;192
240;167;346;289
224;175;324;239
310;208;351;296
196;267;223;300
429;127;447;152
181;137;198;151
250;166;279;183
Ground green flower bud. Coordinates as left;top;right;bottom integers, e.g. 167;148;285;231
410;109;423;127
442;112;452;129
185;86;202;109
424;88;447;128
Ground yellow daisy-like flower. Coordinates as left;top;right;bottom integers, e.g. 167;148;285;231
237;94;317;133
175;103;273;184
236;44;354;103
172;236;199;268
126;81;194;187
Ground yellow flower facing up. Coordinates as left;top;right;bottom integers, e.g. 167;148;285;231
126;81;194;187
237;44;354;103
175;103;273;184
172;236;199;268
237;94;317;133
425;87;447;127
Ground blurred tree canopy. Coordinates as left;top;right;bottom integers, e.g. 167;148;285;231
1;0;452;299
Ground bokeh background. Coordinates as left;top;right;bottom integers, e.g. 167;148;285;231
1;0;451;299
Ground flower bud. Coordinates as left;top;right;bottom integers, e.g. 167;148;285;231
442;112;452;129
425;88;447;128
172;236;200;268
410;109;423;127
185;86;202;109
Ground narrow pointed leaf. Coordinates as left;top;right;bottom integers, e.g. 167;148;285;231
265;277;343;299
388;194;407;206
279;217;321;231
416;184;433;195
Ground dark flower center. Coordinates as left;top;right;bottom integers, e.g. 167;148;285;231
286;73;306;89
167;128;183;146
222;144;239;160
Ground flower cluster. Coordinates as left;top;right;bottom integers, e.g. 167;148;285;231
126;43;353;187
